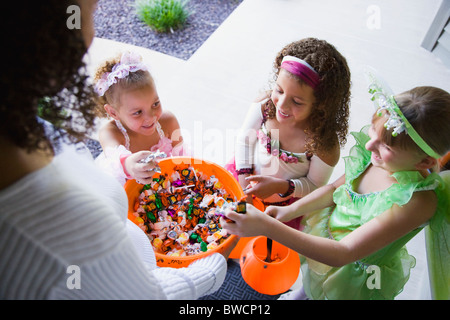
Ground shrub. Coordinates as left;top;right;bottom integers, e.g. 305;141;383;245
135;0;192;33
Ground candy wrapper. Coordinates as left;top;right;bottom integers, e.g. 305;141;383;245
132;164;245;257
139;151;167;173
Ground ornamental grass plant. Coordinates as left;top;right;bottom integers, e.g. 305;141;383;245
135;0;192;33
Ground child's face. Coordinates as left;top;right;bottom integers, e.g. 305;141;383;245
365;122;424;173
115;85;162;136
271;69;315;127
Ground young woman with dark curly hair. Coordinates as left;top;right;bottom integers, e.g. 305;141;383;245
226;38;351;230
0;0;231;299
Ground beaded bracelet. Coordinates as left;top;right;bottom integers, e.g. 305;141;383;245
236;168;253;175
278;179;295;198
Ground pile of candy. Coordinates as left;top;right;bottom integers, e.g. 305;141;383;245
131;164;245;257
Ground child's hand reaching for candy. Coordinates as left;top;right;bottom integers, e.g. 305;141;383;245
220;204;273;238
124;151;166;184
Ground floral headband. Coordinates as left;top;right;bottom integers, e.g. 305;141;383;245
95;51;148;97
281;55;320;89
365;66;441;159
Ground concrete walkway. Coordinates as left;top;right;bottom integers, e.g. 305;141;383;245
86;0;450;300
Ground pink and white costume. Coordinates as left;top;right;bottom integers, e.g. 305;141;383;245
95;120;184;185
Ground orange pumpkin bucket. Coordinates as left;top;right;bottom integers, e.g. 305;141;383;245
125;156;240;268
240;236;300;295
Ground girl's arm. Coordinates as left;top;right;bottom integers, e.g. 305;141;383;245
235;101;264;169
265;174;345;222
244;141;339;200
222;189;437;267
235;101;264;192
96;121;157;185
289;143;341;198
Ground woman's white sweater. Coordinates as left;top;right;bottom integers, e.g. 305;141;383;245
0;144;226;299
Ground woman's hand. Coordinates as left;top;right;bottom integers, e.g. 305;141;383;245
244;175;289;199
124;151;159;184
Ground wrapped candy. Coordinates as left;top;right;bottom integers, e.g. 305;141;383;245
133;164;244;256
138;151;167;173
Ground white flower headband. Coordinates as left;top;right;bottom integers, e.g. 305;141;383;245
95;51;148;97
364;66;441;159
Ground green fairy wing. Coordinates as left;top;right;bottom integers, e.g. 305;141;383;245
426;171;450;300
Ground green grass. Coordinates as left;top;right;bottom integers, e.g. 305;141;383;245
135;0;192;33
37;97;68;127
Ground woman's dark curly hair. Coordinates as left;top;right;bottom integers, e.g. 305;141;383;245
0;1;98;154
267;38;351;154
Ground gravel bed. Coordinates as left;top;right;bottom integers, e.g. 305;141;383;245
94;0;243;60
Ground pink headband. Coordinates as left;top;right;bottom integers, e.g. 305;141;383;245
95;51;148;97
281;55;320;89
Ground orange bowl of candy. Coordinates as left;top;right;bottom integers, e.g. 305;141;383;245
125;157;243;268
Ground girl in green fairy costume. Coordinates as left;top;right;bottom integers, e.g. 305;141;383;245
221;69;450;300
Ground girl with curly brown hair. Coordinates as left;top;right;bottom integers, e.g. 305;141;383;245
226;38;351;230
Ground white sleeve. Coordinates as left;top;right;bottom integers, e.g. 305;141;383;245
235;102;264;170
126;219;157;270
48;238;226;300
152;253;227;299
1;130;226;300
291;155;334;198
45;204;227;300
126;220;227;299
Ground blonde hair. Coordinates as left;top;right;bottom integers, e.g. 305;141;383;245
93;53;155;117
